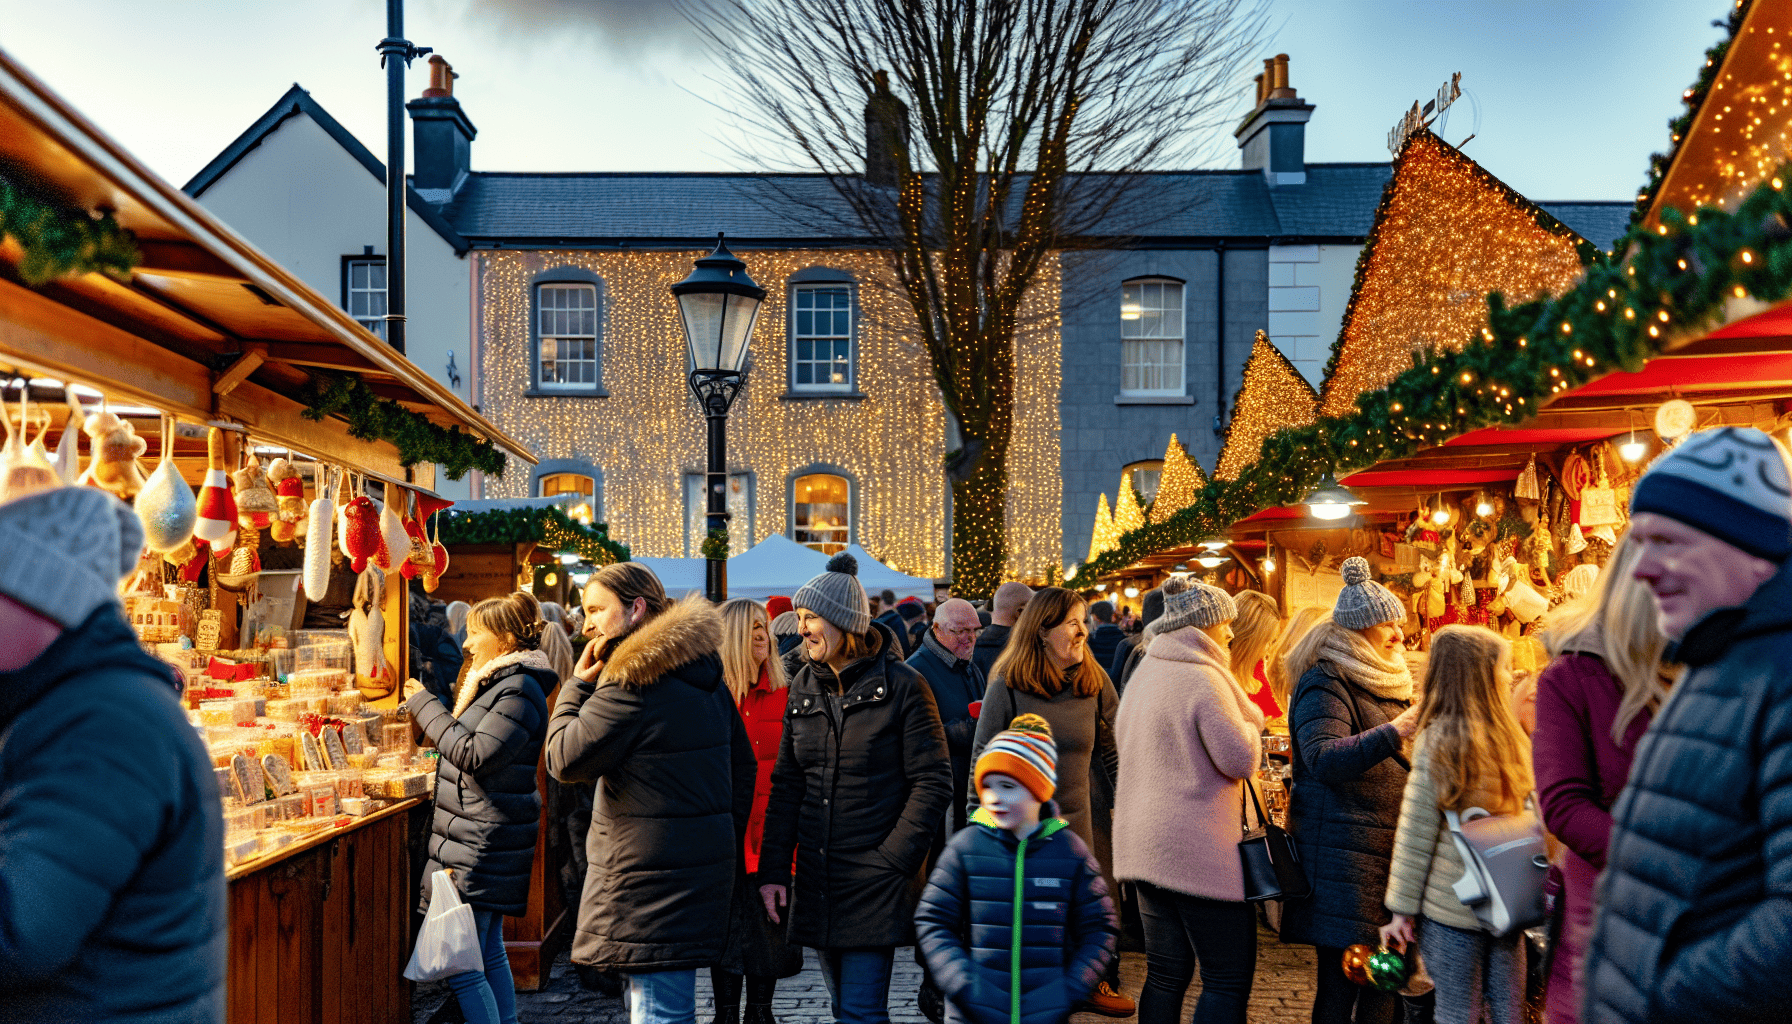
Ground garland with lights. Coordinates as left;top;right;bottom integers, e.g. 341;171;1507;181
1069;162;1792;588
0;172;140;285
1631;0;1751;224
297;373;506;480
436;504;629;565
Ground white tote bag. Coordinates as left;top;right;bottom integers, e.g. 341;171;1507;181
404;869;484;981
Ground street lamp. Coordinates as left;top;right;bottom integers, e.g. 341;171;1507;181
672;234;766;602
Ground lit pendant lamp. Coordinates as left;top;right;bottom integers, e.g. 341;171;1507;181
1303;473;1365;520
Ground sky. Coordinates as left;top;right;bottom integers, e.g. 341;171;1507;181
0;0;1730;202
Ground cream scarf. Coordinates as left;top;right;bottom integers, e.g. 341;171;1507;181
452;649;551;718
1318;625;1413;701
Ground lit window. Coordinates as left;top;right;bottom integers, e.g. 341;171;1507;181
538;283;599;390
792;473;850;553
686;473;753;557
1120;278;1184;396
345;258;386;339
790;285;852;391
1125;461;1164;504
538;472;597;523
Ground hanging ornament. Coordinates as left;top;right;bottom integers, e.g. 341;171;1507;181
1366;946;1414;992
135;415;198;552
413;493;455;590
373;499;409;573
74;401;148;502
1341;945;1375;987
1;387;62;504
265;458;307;543
1514;455;1540;501
398;491;432;579
229;526;262;577
232;455;279;533
193;427;238;546
341;495;381;573
1654;398;1697;441
349;568;390;699
304;470;336;601
1566;523;1588;555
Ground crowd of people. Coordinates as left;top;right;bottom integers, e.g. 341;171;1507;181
4;427;1792;1024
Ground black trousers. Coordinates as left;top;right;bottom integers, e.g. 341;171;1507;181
1135;881;1257;1024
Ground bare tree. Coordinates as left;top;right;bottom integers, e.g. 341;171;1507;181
692;0;1266;596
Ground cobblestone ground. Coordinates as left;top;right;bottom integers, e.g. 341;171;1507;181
414;924;1318;1024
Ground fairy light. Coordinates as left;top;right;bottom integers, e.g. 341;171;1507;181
1321;132;1589;418
1112;469;1146;535
476;249;1063;578
1087;492;1118;562
1148;433;1205;523
1216;331;1318;481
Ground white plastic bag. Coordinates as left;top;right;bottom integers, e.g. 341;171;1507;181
404;869;483;981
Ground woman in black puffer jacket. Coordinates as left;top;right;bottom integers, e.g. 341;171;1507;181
407;593;554;1024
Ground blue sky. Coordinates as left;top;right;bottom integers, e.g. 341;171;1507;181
0;0;1727;202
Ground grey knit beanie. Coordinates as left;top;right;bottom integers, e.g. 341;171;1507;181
0;486;144;629
1333;556;1405;630
792;551;871;635
1156;581;1236;632
1631;427;1792;561
770;609;800;637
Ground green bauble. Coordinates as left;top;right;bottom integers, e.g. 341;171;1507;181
1367;947;1412;992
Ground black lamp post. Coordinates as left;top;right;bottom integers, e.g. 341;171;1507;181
672;234;766;602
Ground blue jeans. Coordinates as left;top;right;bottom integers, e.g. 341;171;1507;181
817;947;896;1024
446;910;518;1024
625;968;698;1024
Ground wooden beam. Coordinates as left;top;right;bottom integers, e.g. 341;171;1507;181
212;349;265;396
261;342;384;375
133;240;243;282
217;381;409;480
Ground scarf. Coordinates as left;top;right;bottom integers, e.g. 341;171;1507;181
452;648;551;719
1318;625;1413;701
922;626;965;669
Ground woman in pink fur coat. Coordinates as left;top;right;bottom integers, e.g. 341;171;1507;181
1114;582;1266;1024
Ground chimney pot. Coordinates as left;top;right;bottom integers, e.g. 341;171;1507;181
423;54;456;98
1254;72;1266;106
408;58;477;194
1235;53;1312;186
1270;54;1294;98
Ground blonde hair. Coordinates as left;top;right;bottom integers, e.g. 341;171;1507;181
991;586;1107;699
721;598;787;702
1417;625;1532;814
1543;532;1673;744
1269;606;1327;711
470;594;544;653
1229;590;1283;691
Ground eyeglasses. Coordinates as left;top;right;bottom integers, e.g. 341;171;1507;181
939;626;980;639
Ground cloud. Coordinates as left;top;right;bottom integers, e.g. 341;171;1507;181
455;0;703;59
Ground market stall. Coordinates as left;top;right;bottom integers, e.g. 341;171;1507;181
0;50;536;1023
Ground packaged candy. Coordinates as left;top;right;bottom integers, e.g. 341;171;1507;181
298;730;327;771
261;754;297;796
328;691;363;717
339;797;372;816
321;727;349;771
230;754;267;804
306;784;337;819
382;722;414;757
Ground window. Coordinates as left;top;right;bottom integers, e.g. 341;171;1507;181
790;284;853;392
537;283;599;390
1120;278;1184;395
685;473;754;557
538;472;597;523
1125;461;1164;505
791;473;850;553
345;258;386;339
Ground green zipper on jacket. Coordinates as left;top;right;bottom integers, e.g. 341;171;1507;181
967;811;1068;1024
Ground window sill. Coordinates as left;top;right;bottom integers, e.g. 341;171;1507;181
525;388;608;398
780;390;867;401
1114;394;1195;405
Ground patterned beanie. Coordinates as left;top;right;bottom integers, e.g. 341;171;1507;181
1333;556;1405;630
792;552;872;635
1631;427;1792;562
1155;581;1236;633
975;713;1058;802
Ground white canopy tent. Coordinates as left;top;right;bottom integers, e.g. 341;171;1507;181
624;535;936;603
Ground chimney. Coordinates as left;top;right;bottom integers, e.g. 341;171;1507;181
406;55;477;196
1234;53;1313;187
864;70;911;187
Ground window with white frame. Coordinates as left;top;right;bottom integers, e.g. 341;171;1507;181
1125;461;1164;505
791;473;850;553
345;258;387;339
685;473;753;557
1120;278;1185;395
537;283;600;389
790;284;853;391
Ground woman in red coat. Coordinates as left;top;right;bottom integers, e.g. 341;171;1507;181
715;599;804;1024
1534;536;1673;1024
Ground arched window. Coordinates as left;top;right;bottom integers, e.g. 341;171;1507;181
1124;460;1165;505
530;268;606;394
791;473;851;553
1120;277;1185;396
537;470;598;524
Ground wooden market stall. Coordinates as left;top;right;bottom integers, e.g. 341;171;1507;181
0;49;537;1023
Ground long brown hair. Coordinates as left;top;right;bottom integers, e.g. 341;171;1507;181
1268;606;1327;711
1229;590;1283;691
991;586;1106;699
1416;625;1532;814
584;562;674;660
721;598;787;702
1543;533;1674;744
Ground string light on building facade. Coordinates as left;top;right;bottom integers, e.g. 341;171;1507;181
1216;331;1319;481
1148;433;1205;523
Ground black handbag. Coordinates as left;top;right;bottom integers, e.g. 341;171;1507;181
1238;776;1310;903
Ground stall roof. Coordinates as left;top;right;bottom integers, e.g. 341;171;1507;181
0;49;534;480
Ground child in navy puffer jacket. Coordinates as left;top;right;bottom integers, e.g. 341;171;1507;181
915;715;1118;1024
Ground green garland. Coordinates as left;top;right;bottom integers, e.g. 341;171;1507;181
0;171;140;285
700;528;729;560
298;374;506;480
1631;0;1751;225
436;504;629;565
1070;163;1792;588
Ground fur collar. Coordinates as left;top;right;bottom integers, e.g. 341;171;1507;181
453;648;552;718
600;596;722;689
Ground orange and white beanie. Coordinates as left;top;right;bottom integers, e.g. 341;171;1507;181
974;713;1058;803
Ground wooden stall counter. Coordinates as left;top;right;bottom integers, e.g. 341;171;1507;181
227;798;430;1024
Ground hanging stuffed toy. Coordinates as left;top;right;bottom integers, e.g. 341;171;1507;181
341;494;382;573
348;568;390;699
1;388;61;505
193;427;238;547
233;455;279;534
135;415;198;553
303;470;336;601
74;401;148;501
373;499;410;573
267;459;308;543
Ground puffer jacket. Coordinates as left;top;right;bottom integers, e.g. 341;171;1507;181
546;598;756;971
0;606;226;1023
915;811;1117;1024
1279;659;1411;949
409;648;554;915
759;621;954;948
1583;561;1792;1024
907;633;987;836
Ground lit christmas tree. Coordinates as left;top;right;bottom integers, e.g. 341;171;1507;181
1149;433;1206;523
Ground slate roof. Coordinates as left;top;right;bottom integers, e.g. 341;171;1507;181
1531;202;1633;253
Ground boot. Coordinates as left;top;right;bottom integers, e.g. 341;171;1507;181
1401;990;1435;1024
711;968;744;1024
745;975;778;1024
